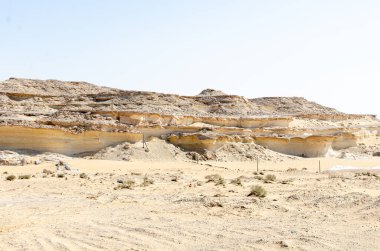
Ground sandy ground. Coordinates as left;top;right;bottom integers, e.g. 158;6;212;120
1;158;380;251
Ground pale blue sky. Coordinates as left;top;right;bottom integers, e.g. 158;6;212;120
1;0;379;116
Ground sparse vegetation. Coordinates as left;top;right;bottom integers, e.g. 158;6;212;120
281;179;293;184
248;185;267;198
264;174;276;182
42;169;54;175
254;175;263;180
205;174;221;182
18;174;31;179
204;201;223;208
329;173;344;179
230;177;242;186
79;173;87;179
6;175;16;181
3;171;8;174
170;175;178;182
57;173;65;178
114;180;135;190
141;175;154;187
286;168;297;172
205;174;225;186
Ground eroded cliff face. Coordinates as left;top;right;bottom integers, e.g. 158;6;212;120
0;78;379;158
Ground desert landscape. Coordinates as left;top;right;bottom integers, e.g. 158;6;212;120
0;78;379;250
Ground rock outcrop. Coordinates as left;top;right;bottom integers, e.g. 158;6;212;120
0;77;379;158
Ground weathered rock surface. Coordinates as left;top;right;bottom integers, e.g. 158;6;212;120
0;77;379;159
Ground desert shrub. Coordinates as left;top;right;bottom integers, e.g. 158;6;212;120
215;178;225;186
170;175;178;182
57;173;65;178
264;174;276;182
230;178;242;186
141;176;154;187
329;173;344;179
3;171;8;174
254;175;263;180
114;180;135;190
248;185;267;198
205;174;221;182
6;175;16;181
286;168;297;172
205;174;225;186
42;169;54;175
79;173;87;179
18;175;31;179
204;201;223;208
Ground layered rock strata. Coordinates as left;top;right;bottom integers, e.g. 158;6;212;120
0;78;378;158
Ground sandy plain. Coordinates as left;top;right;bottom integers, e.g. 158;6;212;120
0;157;379;251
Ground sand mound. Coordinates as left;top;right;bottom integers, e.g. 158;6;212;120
88;138;187;161
88;140;297;162
310;192;373;208
214;142;298;162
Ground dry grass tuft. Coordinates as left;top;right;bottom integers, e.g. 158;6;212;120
204;201;223;208
230;177;242;186
264;174;276;183
18;175;31;180
5;175;16;181
205;174;225;186
141;175;154;187
114;180;135;190
42;169;54;175
248;185;267;198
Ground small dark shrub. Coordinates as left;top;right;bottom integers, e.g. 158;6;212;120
114;180;135;190
264;174;276;182
230;178;242;186
141;176;154;187
248;185;267;198
42;169;54;175
6;175;16;181
205;174;225;186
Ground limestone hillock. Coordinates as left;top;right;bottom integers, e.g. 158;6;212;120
0;77;379;159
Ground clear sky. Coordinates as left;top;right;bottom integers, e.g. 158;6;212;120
1;0;379;117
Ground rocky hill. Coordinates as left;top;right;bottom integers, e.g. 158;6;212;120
0;77;379;160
